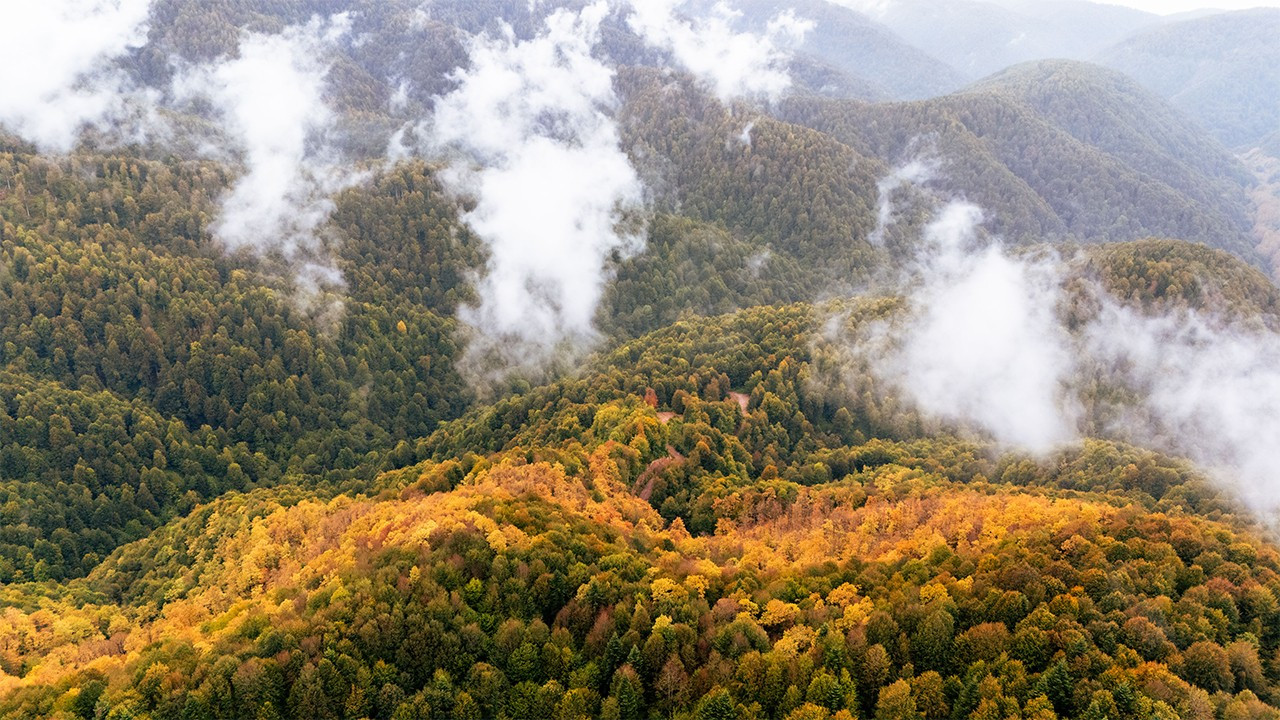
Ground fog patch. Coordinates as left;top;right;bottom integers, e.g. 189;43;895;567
625;0;812;103
0;0;155;152
172;14;360;312
845;161;1280;517
398;2;645;384
871;201;1080;453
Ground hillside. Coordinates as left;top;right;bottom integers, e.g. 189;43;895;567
5;1;1280;719
1098;8;1280;149
968;60;1252;203
781;60;1260;261
0;0;1267;587
0;93;886;584
615;68;886;305
3;256;1280;717
0;149;489;582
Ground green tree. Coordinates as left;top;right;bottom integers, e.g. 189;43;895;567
698;687;739;720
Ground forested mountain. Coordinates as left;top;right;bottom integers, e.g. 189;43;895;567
0;149;483;582
5;243;1280;719
3;0;1280;718
1097;9;1280;150
717;0;966;100
837;0;1158;80
780;60;1260;259
615;69;885;301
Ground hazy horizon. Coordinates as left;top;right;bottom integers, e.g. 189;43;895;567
856;0;1280;15
1070;0;1280;14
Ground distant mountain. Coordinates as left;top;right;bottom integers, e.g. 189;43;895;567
1098;8;1280;149
969;60;1254;216
841;0;1159;80
781;60;1260;261
725;0;966;99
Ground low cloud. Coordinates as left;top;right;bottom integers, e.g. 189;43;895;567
172;15;358;304
626;0;813;102
1086;301;1280;514
868;158;936;247
873;201;1080;454
0;0;154;152
404;2;645;381
856;162;1280;516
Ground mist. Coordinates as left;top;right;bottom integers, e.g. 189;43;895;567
0;0;153;152
868;158;935;247
408;2;645;380
172;15;357;304
862;165;1280;515
872;200;1080;454
1086;301;1280;514
625;0;813;102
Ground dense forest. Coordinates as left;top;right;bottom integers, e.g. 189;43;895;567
4;285;1280;720
3;0;1280;718
779;60;1259;259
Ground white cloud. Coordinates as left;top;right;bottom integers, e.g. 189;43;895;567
173;15;358;298
626;0;813;102
857;163;1280;515
869;158;936;246
876;201;1080;453
0;0;153;152
1086;302;1280;514
420;2;645;376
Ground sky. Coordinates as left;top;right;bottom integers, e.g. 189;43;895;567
1095;0;1280;13
853;0;1280;17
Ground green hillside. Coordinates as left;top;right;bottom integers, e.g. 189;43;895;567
781;60;1260;261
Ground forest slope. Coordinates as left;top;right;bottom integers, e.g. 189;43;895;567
3;252;1280;718
3;2;1280;719
781;60;1260;261
1098;8;1280;149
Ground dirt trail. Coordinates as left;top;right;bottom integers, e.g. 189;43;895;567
634;445;685;501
